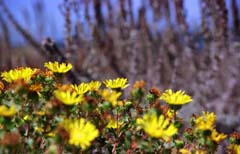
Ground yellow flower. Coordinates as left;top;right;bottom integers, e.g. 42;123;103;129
71;83;89;95
228;144;240;154
0;105;17;117
166;109;176;119
47;132;55;137
195;150;207;154
35;111;45;116
54;90;83;105
101;89;122;107
160;89;192;105
210;129;227;143
44;61;72;73
106;119;124;129
195;112;216;131
104;78;129;90
117;100;124;106
23;115;31;121
35;126;44;133
1;67;36;83
179;149;191;154
87;81;101;91
180;149;207;154
61;118;99;150
136;112;178;141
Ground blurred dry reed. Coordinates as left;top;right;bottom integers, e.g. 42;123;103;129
0;0;240;134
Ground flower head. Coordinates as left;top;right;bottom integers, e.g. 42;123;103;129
61;118;99;150
136;112;178;141
0;105;17;117
195;112;216;131
35;111;45;116
1;67;36;83
166;109;176;119
44;61;72;73
104;78;129;90
230;132;240;144
149;87;161;97
54;90;83;105
35;126;44;133
195;150;207;154
132;80;146;90
106;119;124;129
228;144;240;154
71;83;89;95
180;149;207;154
87;81;101;91
29;83;42;93
210;129;227;143
101;89;122;107
160;89;192;105
179;149;191;154
33;69;54;78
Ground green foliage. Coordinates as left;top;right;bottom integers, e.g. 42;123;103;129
0;63;239;153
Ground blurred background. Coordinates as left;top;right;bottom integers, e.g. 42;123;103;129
0;0;240;132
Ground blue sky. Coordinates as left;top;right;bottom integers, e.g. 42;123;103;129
4;0;201;22
1;0;203;45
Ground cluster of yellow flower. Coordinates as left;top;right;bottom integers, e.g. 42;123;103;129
0;61;239;153
54;79;127;106
195;112;227;143
136;113;177;141
44;61;72;73
60;118;99;150
1;67;37;83
0;105;16;117
160;89;192;105
179;111;228;153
